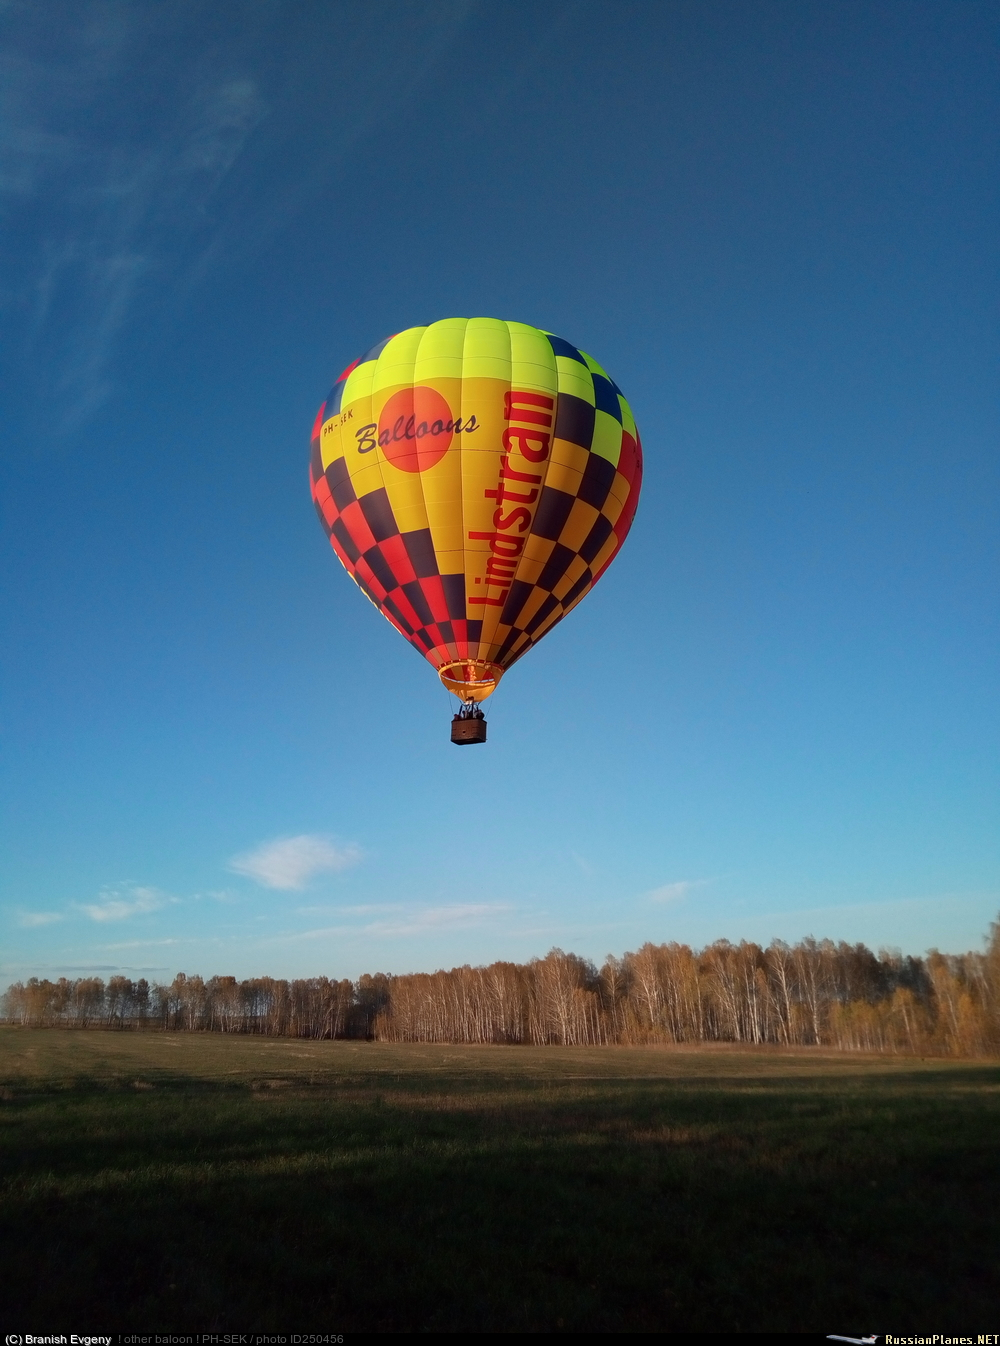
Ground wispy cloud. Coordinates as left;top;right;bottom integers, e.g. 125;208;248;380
80;885;167;922
176;78;265;178
17;911;64;927
297;904;508;936
646;879;711;904
342;903;402;915
364;904;508;937
229;835;361;891
293;901;397;917
0;963;166;977
102;937;185;951
275;902;511;944
2;4;267;428
1;1;481;435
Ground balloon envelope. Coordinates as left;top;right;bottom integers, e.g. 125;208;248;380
310;318;642;700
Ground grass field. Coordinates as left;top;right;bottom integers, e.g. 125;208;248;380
1;1028;997;1332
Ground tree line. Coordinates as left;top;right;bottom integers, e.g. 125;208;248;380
4;923;999;1056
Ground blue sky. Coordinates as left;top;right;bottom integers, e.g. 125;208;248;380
2;0;997;985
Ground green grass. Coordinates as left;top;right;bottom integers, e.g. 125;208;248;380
1;1028;997;1331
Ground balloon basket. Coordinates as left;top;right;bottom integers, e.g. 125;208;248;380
451;706;487;745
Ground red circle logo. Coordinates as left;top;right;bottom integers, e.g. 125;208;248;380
378;386;454;473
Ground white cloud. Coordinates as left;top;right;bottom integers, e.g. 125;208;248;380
229;835;361;891
18;911;63;927
647;879;711;904
80;885;166;922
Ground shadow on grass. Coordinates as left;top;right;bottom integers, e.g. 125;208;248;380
2;1069;998;1331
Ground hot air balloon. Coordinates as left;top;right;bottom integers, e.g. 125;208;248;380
309;318;642;743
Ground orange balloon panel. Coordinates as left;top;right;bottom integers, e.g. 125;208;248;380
309;318;642;700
